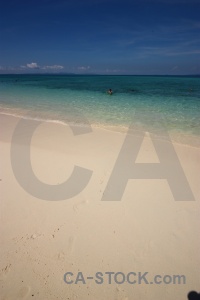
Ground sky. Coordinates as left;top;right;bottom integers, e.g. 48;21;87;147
0;0;200;75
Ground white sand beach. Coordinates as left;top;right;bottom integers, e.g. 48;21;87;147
0;113;200;300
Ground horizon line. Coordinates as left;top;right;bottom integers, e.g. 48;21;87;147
0;73;200;77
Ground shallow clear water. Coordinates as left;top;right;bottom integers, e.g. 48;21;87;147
0;74;200;146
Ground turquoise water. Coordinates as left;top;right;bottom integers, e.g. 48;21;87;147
0;74;200;145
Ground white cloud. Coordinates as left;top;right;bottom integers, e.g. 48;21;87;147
26;62;40;69
20;62;64;71
77;66;90;70
42;65;64;70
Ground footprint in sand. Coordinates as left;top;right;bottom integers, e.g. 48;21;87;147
17;286;31;299
115;286;129;300
0;264;11;280
73;199;89;213
57;251;66;261
30;233;42;240
100;178;104;184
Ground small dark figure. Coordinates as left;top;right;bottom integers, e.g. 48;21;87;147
188;291;200;300
107;88;113;95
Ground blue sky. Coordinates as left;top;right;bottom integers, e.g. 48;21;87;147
0;0;200;75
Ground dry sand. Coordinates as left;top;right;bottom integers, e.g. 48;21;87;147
0;114;200;300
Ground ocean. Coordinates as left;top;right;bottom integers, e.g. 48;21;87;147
0;74;200;146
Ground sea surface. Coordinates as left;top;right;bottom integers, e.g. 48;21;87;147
0;74;200;146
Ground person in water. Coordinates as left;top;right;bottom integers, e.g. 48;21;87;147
107;88;113;95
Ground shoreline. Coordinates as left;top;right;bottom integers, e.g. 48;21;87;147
1;111;200;149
